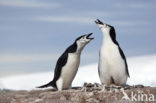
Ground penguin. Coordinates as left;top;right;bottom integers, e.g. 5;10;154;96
37;33;94;90
95;19;130;86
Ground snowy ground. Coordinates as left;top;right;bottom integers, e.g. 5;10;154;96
0;54;156;90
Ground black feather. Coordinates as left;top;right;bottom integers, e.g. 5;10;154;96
52;42;77;89
109;26;130;77
37;41;78;89
118;46;130;77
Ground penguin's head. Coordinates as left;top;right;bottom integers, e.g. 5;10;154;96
95;19;116;39
75;33;94;49
95;19;115;34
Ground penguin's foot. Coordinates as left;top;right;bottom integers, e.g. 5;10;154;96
123;84;144;90
102;84;123;93
105;84;122;90
122;84;132;90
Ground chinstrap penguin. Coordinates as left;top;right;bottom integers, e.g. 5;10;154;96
95;19;130;86
37;33;94;90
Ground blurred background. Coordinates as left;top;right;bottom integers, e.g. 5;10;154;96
0;0;156;77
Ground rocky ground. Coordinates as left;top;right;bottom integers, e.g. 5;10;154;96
0;83;156;103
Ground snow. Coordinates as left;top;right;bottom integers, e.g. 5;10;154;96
0;83;4;89
0;54;156;90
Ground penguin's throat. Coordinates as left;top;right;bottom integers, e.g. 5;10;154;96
102;33;112;43
76;46;85;54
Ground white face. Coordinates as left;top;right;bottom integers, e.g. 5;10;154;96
76;33;94;51
77;35;91;44
95;19;111;35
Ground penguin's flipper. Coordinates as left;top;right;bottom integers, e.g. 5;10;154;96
118;46;130;77
37;81;54;88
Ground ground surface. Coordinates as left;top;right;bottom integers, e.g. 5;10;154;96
0;83;156;103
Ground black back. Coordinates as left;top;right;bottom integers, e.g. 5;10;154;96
52;42;77;89
109;26;130;77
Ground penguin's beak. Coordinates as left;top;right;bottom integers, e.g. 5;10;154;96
95;19;104;25
86;33;94;40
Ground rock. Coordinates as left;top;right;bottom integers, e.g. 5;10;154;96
0;83;156;103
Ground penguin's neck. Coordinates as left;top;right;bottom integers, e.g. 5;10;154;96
75;41;86;54
101;31;113;46
76;46;84;54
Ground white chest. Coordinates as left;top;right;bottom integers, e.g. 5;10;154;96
59;53;80;89
99;41;127;85
100;41;121;60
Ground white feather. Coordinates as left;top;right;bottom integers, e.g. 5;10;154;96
58;53;80;89
56;78;63;91
98;24;127;85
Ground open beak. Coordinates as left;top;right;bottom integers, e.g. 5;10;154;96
95;19;104;25
86;33;94;40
